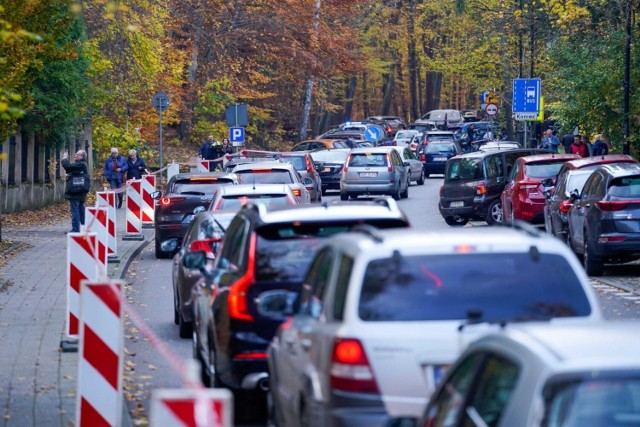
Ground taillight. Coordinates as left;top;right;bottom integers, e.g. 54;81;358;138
233;352;267;360
476;183;487;195
330;338;379;394
292;189;302;197
160;197;185;205
228;233;256;321
306;156;313;174
344;155;351;172
599;236;626;243
596;200;630;211
386;154;392;172
440;185;444;197
516;182;539;191
420;153;426;162
213;198;223;210
189;237;222;254
559;200;573;213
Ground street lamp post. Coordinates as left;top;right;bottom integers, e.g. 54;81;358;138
623;0;632;155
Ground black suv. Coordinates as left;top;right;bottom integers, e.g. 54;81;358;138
439;148;549;226
186;199;410;422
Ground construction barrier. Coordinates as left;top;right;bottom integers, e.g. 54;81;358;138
150;388;232;427
123;179;144;241
96;191;118;258
85;207;109;271
194;160;210;173
76;280;124;427
141;174;156;225
66;233;99;338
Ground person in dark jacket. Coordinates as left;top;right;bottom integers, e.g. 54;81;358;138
126;149;148;180
562;132;575;154
199;135;218;171
103;147;129;208
61;150;90;233
591;134;609;156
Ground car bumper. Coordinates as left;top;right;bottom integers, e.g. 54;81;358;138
328;391;416;427
439;199;490;221
595;235;640;259
423;162;447;174
341;182;397;194
156;223;189;243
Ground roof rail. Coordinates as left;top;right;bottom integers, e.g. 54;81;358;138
495;220;541;237
350;224;384;243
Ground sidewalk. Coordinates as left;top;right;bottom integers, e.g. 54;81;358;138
0;206;153;426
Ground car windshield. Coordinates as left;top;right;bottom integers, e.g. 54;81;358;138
524;162;566;178
174;178;234;195
395;131;416;139
445;158;484;180
358;252;591;321
427;143;455;154
543;377;640;427
608;176;640;198
219;194;292;210
348;153;388;167
310;150;349;163
235;169;294;184
409;124;435;132
565;170;594;196
280;157;306;171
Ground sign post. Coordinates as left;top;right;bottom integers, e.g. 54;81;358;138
229;127;245;147
152;92;170;180
512;79;541;147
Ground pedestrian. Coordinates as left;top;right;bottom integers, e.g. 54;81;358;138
571;135;589;158
126;149;148;180
198;135;217;171
61;150;90;233
582;135;593;156
540;130;560;152
103;147;128;208
591;134;609;156
222;138;233;155
562;131;575;154
210;140;224;170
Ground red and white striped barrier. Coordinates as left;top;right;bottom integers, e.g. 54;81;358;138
150;388;232;427
141;174;156;225
195;160;210;173
123;179;144;241
66;233;99;338
85;207;108;271
76;281;124;427
96;191;118;257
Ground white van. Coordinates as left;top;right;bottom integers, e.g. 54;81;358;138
416;109;462;128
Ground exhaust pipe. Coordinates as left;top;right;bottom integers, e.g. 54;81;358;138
257;377;270;392
241;372;269;391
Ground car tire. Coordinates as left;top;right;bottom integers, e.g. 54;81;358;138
485;200;503;224
425;172;430;178
155;239;171;259
392;185;401;200
340;193;348;201
583;236;603;276
444;216;469;226
321;187;327;196
178;313;192;339
417;170;425;185
401;178;410;198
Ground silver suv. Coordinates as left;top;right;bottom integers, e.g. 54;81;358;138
422;321;640;427
266;224;602;427
340;146;410;200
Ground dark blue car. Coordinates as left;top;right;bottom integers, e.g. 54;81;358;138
419;141;463;177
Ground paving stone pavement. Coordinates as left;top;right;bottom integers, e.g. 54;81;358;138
0;206;152;427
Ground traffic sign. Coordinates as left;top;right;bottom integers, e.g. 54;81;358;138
486;92;500;105
364;126;382;142
512;78;541;113
226;104;248;127
514;112;539;120
229;127;245;146
152;92;170;112
485;104;498;116
480;91;489;104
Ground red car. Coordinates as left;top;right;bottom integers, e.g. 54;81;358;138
501;153;579;223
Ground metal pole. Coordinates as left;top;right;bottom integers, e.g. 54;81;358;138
524;122;528;148
159;110;163;181
623;0;631;155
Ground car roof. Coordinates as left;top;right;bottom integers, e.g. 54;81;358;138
519;153;579;164
562;154;637;170
231;161;294;172
596;161;640;177
349;146;397;154
456;148;541;159
425;130;455;135
171;171;238;181
215;183;293;196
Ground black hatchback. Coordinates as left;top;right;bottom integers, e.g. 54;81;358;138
567;162;640;276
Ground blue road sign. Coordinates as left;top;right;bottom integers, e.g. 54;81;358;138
364;126;382;142
480;91;489;104
229;127;245;146
512;78;541;114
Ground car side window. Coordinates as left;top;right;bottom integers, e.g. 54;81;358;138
555;173;568;198
332;254;354;321
299;249;334;318
594;174;608;198
461;354;520;427
425;352;485;427
504;153;522;177
582;173;602;197
394;150;403;165
216;217;248;274
509;160;521;181
485;156;502;179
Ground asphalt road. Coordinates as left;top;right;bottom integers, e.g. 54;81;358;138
122;175;640;426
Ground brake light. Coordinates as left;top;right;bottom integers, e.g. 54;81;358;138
344;155;351;172
476;183;487;195
598;236;626;243
160;197;185;205
440;185;444;197
233;352;267;360
516;182;539;190
330;338;379;394
228;233;257;321
559;200;573;213
213;198;223;210
292;189;302;197
420;153;426;162
596;200;632;211
306;156;313;174
386;154;392;172
189;237;222;254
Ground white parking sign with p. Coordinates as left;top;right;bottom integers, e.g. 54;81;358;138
230;127;245;147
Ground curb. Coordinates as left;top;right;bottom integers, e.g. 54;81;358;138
119;238;152;280
591;276;640;296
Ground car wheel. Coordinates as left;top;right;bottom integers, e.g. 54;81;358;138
178;312;192;339
321;187;327;195
392;185;401;200
485;200;503;224
155;239;171;259
417;170;425;185
401;178;410;198
173;294;179;325
349;194;358;199
583;236;603;276
340;193;348;201
444;216;469;226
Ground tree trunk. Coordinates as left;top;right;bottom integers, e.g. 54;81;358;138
381;64;396;115
343;76;358;122
425;71;443;112
362;71;370;118
299;78;314;141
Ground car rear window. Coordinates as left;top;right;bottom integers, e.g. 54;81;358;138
608;176;640;198
445;158;484;180
332;141;348;148
348;153;388;167
220;194;292;210
427;143;455;153
358;252;591;321
310;150;348;163
280;157;306;171
235;169;294;184
174;178;234;195
524;162;566;178
565;170;594;196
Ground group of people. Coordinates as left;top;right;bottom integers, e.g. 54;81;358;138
61;147;148;233
540;130;611;158
198;135;233;171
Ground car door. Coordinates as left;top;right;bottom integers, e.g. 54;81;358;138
403;148;422;179
546;171;569;238
501;159;522;221
569;172;604;252
393;150;409;189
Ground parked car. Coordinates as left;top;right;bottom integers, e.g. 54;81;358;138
422;322;640;427
418;140;463;177
152;172;238;259
478;140;522;151
544;154;637;243
209;183;299;211
410;130;456;152
408;121;438;133
186;200;410;422
340;146;411;200
366;116;407;136
416;109;463;128
231;161;312;204
291;139;349;151
393;129;420;149
501;153;579;224
267;225;602;427
275;152;323;202
567;162;640;276
309;148;350;194
439;148;550;226
390;146;425;185
461;109;480;122
172;210;230;338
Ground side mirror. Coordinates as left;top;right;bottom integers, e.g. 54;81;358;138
256;290;297;317
303;177;313;186
160;238;179;254
569;189;580;200
193;206;206;214
183;251;206;270
404;161;411;167
541;178;554;188
314;162;324;171
188;237;222;255
151;191;161;200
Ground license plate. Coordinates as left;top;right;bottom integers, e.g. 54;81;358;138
359;172;377;177
434;156;447;161
324;167;332;172
450;201;464;208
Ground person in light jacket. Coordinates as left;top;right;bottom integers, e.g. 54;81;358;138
103;147;129;208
